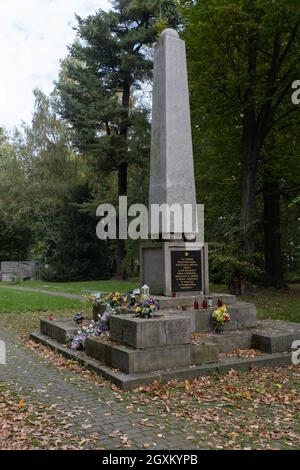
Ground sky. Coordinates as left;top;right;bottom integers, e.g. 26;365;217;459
0;0;110;129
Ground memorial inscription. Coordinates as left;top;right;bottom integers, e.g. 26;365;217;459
171;251;202;293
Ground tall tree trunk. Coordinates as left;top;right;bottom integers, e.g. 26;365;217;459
230;141;258;296
263;177;286;289
116;81;131;280
116;161;128;280
240;139;259;256
230;30;258;296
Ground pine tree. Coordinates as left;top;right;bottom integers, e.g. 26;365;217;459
56;0;178;279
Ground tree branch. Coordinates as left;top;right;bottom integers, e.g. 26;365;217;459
278;21;300;70
266;107;298;134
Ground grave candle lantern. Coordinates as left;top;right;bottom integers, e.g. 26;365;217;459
141;285;150;297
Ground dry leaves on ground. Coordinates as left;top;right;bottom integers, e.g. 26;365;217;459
137;366;300;449
0;386;99;450
23;336;300;450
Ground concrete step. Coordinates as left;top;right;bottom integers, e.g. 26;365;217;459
155;293;237;310
252;320;300;353
164;301;257;332
86;337;191;374
41;319;78;345
30;331;293;390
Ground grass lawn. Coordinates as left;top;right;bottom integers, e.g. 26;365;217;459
0;287;82;334
2;279;299;322
0;287;82;313
0;281;299;335
16;278;139;295
242;284;300;323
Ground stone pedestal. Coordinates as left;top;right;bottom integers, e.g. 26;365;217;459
86;314;218;374
110;314;191;349
86;339;192;374
140;241;209;296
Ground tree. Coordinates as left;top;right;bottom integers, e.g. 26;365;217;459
182;0;300;293
14;89;81;259
42;182;114;282
261;122;300;288
0;128;33;261
9;89;115;281
56;0;178;279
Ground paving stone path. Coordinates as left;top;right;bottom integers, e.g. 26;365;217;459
0;326;202;450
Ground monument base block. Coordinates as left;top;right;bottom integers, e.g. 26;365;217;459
86;337;192;374
109;314;191;349
140;241;209;296
41;319;78;344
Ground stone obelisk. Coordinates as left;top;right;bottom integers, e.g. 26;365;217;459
141;29;209;297
149;28;197;239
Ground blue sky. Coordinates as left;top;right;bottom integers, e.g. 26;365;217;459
0;0;109;129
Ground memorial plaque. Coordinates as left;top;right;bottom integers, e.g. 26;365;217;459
171;251;202;293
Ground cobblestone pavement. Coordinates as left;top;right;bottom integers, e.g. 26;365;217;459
0;327;202;450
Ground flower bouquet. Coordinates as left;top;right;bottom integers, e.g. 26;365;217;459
83;292;102;306
73;312;85;326
103;292;128;308
211;305;230;333
69;320;104;350
135;296;160;319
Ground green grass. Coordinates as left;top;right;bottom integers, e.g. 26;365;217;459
0;287;82;313
0;279;299;323
242;284;300;323
15;278;140;295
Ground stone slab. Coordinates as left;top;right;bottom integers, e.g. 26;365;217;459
30;332;293;391
86;337;191;374
251;320;300;353
158;353;293;386
86;337;112;364
196;303;257;332
156;293;237;309
109;314;191;349
191;343;219;365
205;331;253;353
40;319;78;344
164;302;257;333
227;303;257;330
252;330;300;353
